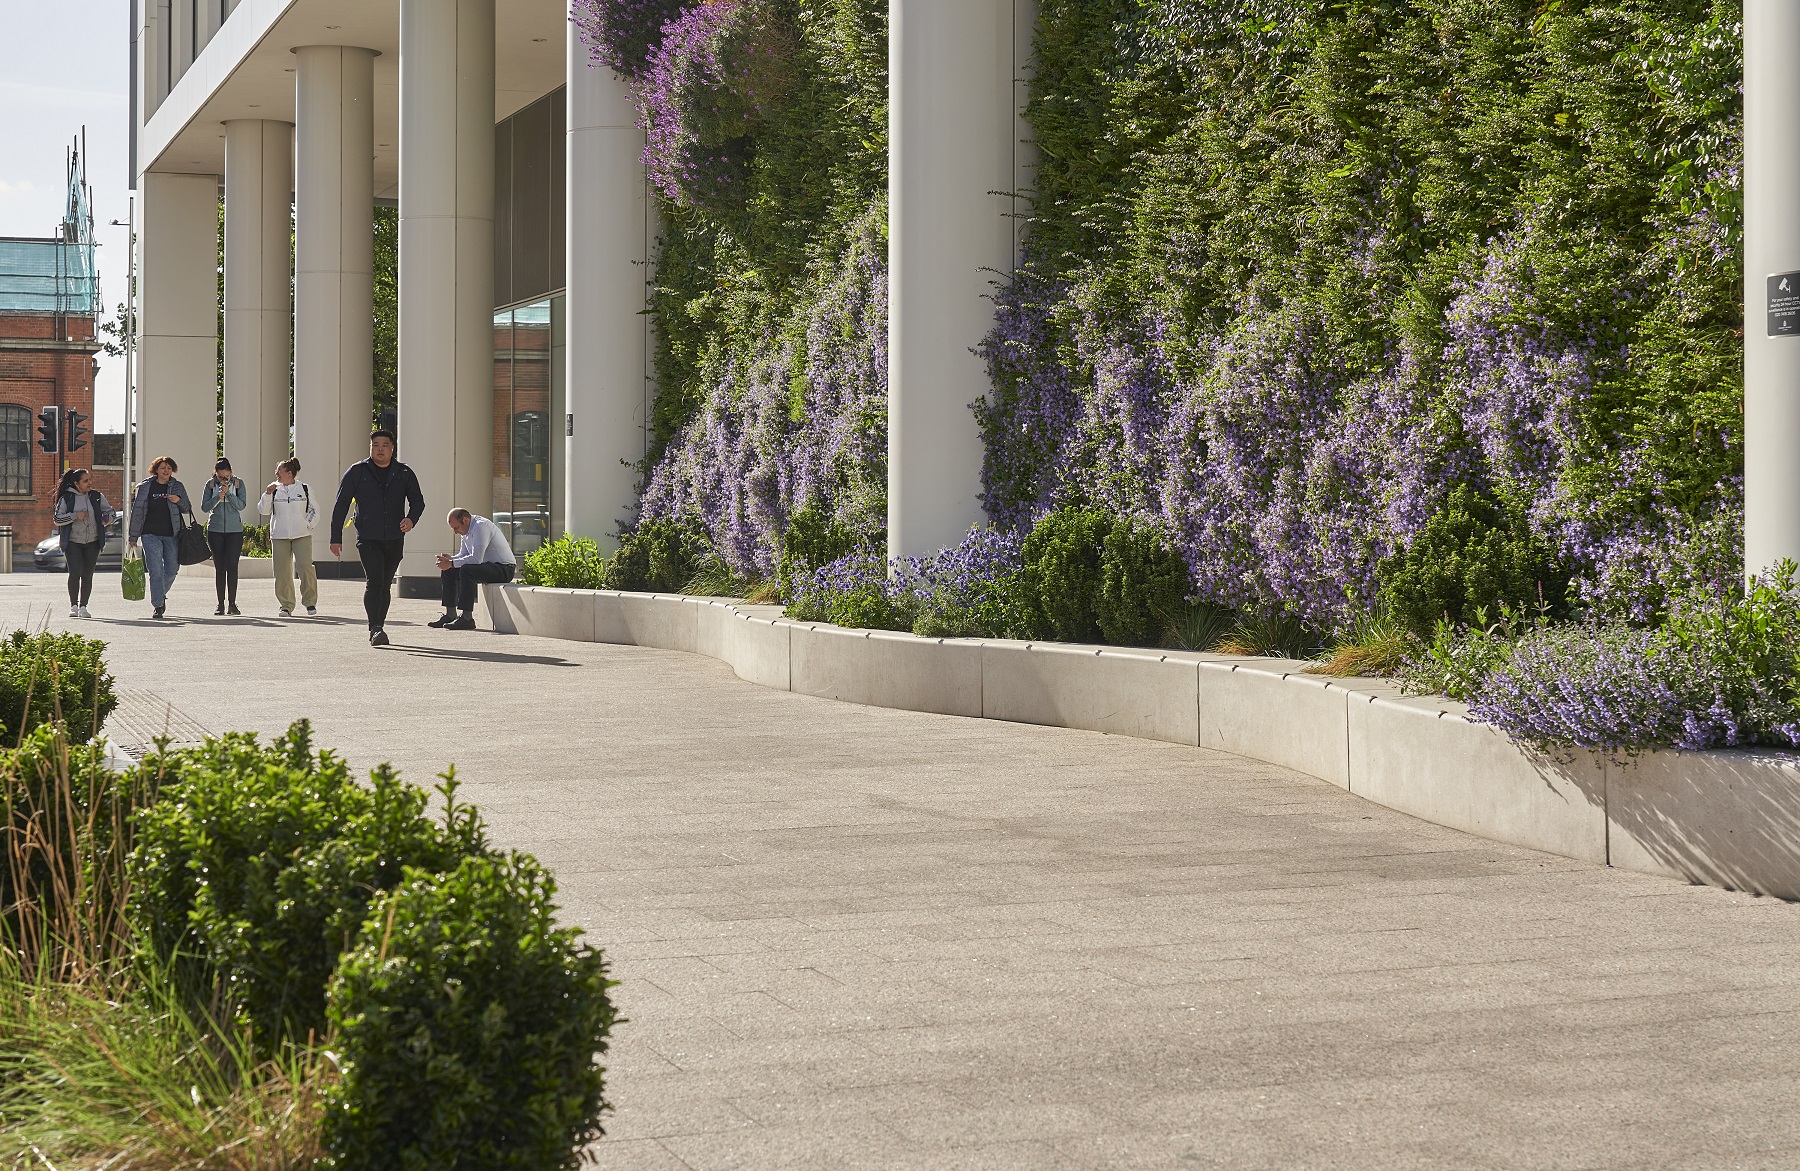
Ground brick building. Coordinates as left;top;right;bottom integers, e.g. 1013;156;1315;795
0;150;103;549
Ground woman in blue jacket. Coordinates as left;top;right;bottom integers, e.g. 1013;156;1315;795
201;456;250;616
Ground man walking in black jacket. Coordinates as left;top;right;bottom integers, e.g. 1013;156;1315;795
330;430;426;646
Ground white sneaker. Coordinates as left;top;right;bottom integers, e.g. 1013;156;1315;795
279;607;291;618
77;605;90;618
69;605;79;618
305;606;317;617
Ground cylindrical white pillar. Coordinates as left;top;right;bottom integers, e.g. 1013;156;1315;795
294;45;375;545
565;15;649;552
223;119;293;488
138;170;220;499
399;0;495;578
1746;0;1800;580
888;0;1024;559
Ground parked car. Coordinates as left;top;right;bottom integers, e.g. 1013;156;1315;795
34;520;125;572
494;509;550;554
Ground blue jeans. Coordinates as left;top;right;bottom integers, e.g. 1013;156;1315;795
139;534;179;608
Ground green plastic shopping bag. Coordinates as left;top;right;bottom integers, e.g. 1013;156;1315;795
121;550;146;601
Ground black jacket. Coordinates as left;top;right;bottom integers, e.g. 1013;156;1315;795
330;459;425;544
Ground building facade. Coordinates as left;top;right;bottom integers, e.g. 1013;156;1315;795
130;0;1033;592
0;152;103;547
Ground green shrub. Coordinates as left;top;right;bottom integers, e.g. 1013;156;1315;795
128;722;487;1047
1377;486;1569;639
1096;517;1190;646
778;505;860;599
520;535;609;590
1018;506;1112;642
241;525;272;559
0;630;118;745
323;853;615;1171
606;518;702;593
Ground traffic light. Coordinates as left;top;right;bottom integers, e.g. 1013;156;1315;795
65;408;87;452
35;407;58;454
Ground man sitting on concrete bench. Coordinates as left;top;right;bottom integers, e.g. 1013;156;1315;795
430;508;518;630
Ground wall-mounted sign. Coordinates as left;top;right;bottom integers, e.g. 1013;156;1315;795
1770;272;1800;337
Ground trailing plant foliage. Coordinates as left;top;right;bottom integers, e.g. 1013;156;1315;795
1405;563;1800;753
981;0;1744;627
573;0;889;576
323;854;616;1171
129;721;488;1048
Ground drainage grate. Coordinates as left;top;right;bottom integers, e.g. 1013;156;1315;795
104;689;213;755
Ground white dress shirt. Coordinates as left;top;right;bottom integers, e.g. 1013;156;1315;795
451;514;518;568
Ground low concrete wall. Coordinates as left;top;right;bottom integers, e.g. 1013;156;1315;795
485;584;1800;900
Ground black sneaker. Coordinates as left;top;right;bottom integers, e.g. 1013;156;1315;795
370;629;390;647
447;615;477;631
153;606;165;620
427;612;457;628
228;604;242;616
215;603;225;616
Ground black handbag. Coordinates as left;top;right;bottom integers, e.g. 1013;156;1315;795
177;511;212;566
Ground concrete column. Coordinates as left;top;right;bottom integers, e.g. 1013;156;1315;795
888;0;1029;559
398;0;495;578
294;45;375;539
223;119;293;488
138;171;219;499
1746;0;1800;580
565;17;649;551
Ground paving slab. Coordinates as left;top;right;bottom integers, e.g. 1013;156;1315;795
2;572;1795;1169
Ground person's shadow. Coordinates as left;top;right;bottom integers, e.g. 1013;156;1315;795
385;643;578;667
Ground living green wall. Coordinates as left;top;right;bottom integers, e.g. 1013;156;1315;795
981;0;1742;625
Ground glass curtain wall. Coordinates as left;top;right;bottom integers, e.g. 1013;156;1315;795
493;85;568;554
492;297;564;553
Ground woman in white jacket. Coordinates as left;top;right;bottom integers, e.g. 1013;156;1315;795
258;457;320;617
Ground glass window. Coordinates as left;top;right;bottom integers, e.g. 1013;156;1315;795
0;405;32;496
492;299;561;554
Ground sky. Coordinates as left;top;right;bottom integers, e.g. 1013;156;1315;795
0;0;133;430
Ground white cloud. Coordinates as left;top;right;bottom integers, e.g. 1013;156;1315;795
0;180;38;196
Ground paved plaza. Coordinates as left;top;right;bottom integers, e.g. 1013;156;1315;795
10;571;1800;1169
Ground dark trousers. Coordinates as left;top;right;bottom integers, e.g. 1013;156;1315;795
66;540;101;606
208;530;244;604
440;561;515;612
357;537;406;631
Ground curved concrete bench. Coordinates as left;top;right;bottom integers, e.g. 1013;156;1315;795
485;584;1800;901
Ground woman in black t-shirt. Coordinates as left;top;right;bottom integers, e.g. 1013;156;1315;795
127;456;195;619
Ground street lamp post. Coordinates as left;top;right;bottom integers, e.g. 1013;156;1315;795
110;200;137;495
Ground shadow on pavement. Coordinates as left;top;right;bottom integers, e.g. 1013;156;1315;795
385;642;578;667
